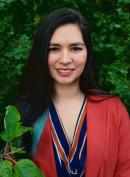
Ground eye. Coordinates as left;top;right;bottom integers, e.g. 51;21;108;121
71;47;83;52
48;47;59;53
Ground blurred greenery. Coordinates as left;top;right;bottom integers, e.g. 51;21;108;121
0;0;130;127
0;105;44;177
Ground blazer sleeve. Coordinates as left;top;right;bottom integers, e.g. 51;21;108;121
114;99;130;177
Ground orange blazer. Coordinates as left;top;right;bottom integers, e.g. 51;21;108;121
33;97;130;177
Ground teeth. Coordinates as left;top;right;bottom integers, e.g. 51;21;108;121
58;69;73;73
59;69;70;72
56;68;74;76
58;69;74;70
60;69;71;70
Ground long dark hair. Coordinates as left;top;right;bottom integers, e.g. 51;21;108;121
16;8;97;126
15;8;114;156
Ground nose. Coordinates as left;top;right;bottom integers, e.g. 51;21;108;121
59;49;72;64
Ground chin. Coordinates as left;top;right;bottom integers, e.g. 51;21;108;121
54;78;79;86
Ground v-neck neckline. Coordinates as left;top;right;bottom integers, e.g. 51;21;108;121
49;97;87;176
50;96;87;147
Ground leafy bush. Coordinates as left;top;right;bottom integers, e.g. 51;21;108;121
0;105;44;177
92;0;130;110
0;0;129;124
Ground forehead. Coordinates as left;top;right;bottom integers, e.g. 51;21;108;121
50;24;84;44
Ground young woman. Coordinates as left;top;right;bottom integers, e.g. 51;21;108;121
16;8;130;177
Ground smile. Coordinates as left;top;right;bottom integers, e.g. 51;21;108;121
56;68;75;77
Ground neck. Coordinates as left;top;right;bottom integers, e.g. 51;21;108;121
53;81;85;102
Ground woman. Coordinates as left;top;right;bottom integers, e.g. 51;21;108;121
16;8;130;177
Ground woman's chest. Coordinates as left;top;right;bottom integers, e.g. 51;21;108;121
51;97;87;144
55;106;81;143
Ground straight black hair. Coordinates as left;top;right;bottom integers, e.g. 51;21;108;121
16;8;96;125
15;8;114;156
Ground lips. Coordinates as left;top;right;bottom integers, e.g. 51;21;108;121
56;68;75;77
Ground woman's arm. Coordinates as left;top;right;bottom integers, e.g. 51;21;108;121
114;100;130;177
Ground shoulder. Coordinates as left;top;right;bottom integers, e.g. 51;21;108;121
87;95;129;120
88;95;124;106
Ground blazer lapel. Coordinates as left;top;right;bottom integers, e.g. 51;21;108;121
33;117;58;177
86;98;107;177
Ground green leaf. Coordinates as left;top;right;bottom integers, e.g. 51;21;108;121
0;105;21;141
14;159;45;177
0;105;33;142
4;105;21;129
0;160;15;177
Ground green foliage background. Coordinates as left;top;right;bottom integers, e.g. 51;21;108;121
0;0;130;126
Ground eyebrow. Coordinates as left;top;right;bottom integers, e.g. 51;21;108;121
49;42;85;47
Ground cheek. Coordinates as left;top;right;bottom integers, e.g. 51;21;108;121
77;52;87;66
48;55;52;65
48;55;55;67
81;49;87;62
48;53;59;67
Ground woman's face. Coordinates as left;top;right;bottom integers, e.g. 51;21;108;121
48;24;87;86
